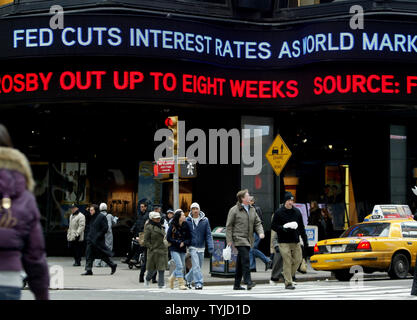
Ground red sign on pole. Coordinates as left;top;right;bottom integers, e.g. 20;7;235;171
157;161;175;174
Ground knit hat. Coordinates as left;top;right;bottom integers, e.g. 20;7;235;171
190;202;200;210
99;203;107;211
149;211;161;220
284;192;294;203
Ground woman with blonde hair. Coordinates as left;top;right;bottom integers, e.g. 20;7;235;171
0;124;49;300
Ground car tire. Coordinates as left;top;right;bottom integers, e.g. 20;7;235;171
388;253;410;279
334;270;353;281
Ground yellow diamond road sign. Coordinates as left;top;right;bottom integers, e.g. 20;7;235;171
266;134;292;176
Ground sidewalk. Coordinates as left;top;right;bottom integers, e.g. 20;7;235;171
44;257;390;290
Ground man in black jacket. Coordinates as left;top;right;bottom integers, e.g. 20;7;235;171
271;192;308;290
81;204;117;276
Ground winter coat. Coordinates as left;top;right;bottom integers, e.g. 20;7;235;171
131;210;149;236
308;208;325;241
167;222;191;253
271;205;308;247
67;211;86;242
100;211;115;250
144;221;168;271
87;212;113;257
185;211;214;254
226;202;264;247
0;147;49;300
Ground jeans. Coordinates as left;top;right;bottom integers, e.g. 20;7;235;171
249;233;271;270
171;251;186;278
185;249;204;286
234;246;251;288
0;286;21;300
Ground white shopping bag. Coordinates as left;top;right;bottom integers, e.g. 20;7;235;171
223;245;232;261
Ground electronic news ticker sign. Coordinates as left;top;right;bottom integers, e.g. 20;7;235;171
2;14;417;105
3;14;417;69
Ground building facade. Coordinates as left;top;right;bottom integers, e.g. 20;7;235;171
1;0;417;255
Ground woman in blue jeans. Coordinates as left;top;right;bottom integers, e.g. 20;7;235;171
167;209;191;290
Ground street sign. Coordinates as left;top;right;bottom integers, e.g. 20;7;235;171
265;134;292;176
180;160;197;178
157;161;175;174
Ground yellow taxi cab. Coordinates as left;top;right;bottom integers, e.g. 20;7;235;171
310;204;417;281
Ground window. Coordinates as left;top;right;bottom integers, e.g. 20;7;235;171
341;223;391;238
401;222;417;238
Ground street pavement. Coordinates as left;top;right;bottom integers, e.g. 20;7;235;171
22;278;417;300
34;256;336;290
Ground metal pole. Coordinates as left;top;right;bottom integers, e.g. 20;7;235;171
173;154;179;210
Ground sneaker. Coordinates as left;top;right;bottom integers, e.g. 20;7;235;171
269;280;278;286
144;278;150;287
73;262;81;267
195;284;203;290
285;284;296;290
265;260;273;271
186;281;192;289
81;271;93;276
159;285;166;289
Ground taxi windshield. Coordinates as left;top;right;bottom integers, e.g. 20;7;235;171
341;223;391;238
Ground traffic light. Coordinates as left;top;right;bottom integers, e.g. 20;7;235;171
165;116;178;155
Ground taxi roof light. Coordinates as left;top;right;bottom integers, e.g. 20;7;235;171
357;240;371;251
314;244;319;253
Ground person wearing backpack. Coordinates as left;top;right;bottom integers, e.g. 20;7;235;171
95;203;116;267
0;124;49;300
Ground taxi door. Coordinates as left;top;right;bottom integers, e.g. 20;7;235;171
400;221;417;268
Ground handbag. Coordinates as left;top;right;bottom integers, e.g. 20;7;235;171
223;245;232;261
138;232;145;246
298;258;307;273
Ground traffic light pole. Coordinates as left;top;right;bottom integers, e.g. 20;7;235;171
173;154;179;210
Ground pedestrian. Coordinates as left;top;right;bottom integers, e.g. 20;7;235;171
269;228;284;285
411;253;417;295
67;203;86;267
164;209;175;272
167;209;191;290
226;189;264;291
164;209;174;232
185;202;214;290
95;203;116;267
136;201;150;282
249;196;272;272
81;204;117;276
271;192;308;290
321;207;334;239
121;201;148;279
0;124;49;300
144;211;168;288
308;201;325;241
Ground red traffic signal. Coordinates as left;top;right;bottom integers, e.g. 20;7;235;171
165;117;174;127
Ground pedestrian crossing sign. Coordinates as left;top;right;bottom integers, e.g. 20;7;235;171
265;134;292;176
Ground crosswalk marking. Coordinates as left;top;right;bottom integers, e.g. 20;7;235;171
76;280;417;300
